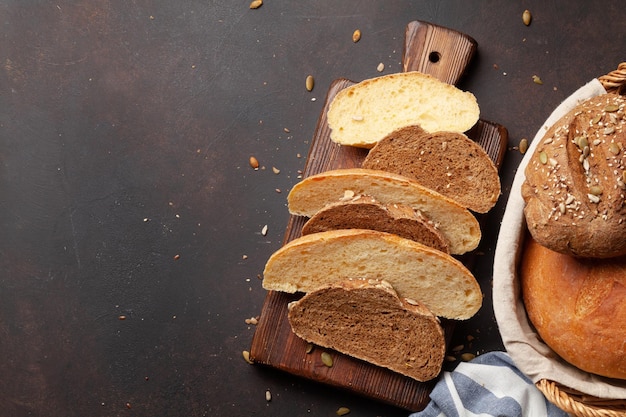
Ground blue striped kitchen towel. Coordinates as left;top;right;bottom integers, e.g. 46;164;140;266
409;352;569;417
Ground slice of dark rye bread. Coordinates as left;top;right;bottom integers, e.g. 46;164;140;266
362;125;501;213
301;195;450;253
287;279;446;382
263;229;482;320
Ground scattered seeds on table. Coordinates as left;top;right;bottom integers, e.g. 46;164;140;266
321;351;333;367
337;407;351;416
352;29;361;43
249;156;259;169
265;390;272;402
261;225;268;236
532;75;543;85
377;62;385;72
243;350;254;364
461;352;476;361
305;343;314;354
249;0;263;9
519;138;529;154
272;166;280;174
522;9;532;26
306;75;315;91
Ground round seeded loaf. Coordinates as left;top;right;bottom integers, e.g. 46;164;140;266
520;236;626;380
326;71;480;148
263;229;482;320
287;168;480;255
301;195;450;253
522;93;626;258
362;126;501;213
287;279;446;382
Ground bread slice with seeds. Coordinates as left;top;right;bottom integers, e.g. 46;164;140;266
287;168;480;255
287;279;446;382
362;126;501;213
326;71;480;149
263;229;482;320
301;195;449;253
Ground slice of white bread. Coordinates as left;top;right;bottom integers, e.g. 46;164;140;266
326;71;480;148
263;229;482;320
287;279;446;382
287;168;480;255
362;126;501;213
301;195;450;253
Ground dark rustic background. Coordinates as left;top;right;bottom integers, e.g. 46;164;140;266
1;1;625;416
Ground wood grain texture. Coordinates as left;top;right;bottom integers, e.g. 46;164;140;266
250;21;508;411
402;20;477;84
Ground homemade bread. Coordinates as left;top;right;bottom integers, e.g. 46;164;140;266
287;279;446;382
522;93;626;258
326;71;480;148
287;168;480;255
520;236;626;380
301;195;450;253
262;229;482;320
363;126;501;213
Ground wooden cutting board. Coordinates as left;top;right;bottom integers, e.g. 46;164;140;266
249;20;508;412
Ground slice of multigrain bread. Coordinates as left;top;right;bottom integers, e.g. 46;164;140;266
326;71;480;148
287;279;446;382
301;195;449;253
263;229;482;320
362;126;501;213
287;168;480;255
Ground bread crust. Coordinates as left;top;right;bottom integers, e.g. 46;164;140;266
287;279;445;382
522;94;626;258
520;236;626;380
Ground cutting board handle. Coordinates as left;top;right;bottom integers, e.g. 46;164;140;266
402;20;477;85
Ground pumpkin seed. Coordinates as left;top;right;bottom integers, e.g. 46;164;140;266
243;350;254;364
589;185;603;195
249;0;263;9
592;114;603;124
576;135;588;149
337;407;351;416
321;351;333;367
461;353;476;361
519;138;528;154
305;343;314;354
522;9;532;26
532;75;543;85
609;142;621;155
582;146;590;158
305;75;314;92
539;151;548;164
352;29;361;43
605;104;619;112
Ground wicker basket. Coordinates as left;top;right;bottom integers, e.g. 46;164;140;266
534;62;626;417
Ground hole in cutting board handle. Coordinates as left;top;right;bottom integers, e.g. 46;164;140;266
428;51;441;63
